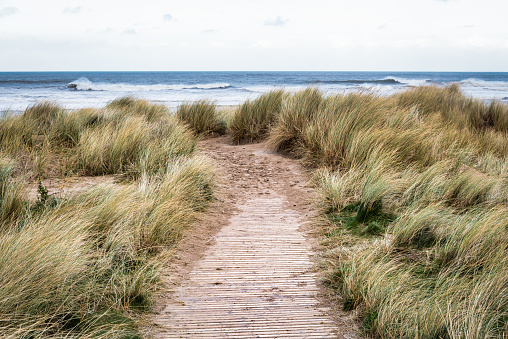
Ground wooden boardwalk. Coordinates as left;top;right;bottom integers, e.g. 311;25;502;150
153;138;346;338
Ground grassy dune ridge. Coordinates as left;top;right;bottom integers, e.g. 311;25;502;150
228;86;508;338
1;87;507;338
0;99;215;337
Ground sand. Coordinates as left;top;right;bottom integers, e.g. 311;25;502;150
146;136;360;338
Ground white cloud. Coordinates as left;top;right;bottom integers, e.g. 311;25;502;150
209;41;225;48
456;34;508;49
330;36;351;48
253;40;273;48
102;27;114;34
1;0;507;71
122;29;136;35
0;6;17;18
264;16;286;27
63;6;82;14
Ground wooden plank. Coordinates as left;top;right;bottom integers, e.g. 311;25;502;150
153;157;340;339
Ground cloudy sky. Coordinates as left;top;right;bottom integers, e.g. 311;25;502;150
0;0;507;71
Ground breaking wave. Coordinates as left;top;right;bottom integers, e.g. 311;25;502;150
311;77;430;87
311;79;402;85
459;78;508;89
67;78;232;91
382;77;430;87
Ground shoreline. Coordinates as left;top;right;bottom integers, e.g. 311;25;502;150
2;87;507;116
2;71;508;113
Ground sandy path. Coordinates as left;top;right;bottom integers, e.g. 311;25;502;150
150;136;359;338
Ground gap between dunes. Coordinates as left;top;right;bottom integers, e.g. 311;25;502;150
147;136;361;339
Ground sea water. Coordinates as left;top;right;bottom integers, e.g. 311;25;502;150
1;71;508;112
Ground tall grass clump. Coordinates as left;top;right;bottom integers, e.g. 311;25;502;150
307;87;508;337
22;101;64;130
395;84;464;118
0;97;196;179
223;85;508;337
0;157;27;227
331;206;508;338
176;100;226;136
74;99;197;178
267;87;323;154
74;115;196;178
0;98;216;337
0;102;64;152
106;96;168;122
229;89;286;143
0;205;161;337
0;102;101;150
302;92;391;168
396;84;508;133
137;156;215;251
0;103;103;178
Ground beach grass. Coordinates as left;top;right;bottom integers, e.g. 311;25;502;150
267;87;323;154
1;86;507;338
229;89;286;143
229;85;508;338
0;98;215;338
176;100;227;136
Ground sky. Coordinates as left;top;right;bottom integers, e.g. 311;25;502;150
0;0;507;71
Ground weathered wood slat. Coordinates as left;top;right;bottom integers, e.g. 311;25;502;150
155;194;338;338
147;138;354;339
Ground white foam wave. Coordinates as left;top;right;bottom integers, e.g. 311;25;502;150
459;78;508;89
383;76;429;87
244;85;308;93
67;77;231;91
359;83;395;91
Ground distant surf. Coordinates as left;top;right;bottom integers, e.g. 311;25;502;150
1;71;507;112
311;77;429;86
67;77;232;91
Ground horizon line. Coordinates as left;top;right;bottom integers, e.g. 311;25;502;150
2;70;508;73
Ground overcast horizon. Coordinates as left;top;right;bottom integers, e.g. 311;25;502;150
1;0;507;72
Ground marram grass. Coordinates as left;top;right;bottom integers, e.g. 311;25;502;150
229;89;286;143
1;87;507;338
0;99;198;179
0;98;215;338
176;100;227;136
231;86;508;338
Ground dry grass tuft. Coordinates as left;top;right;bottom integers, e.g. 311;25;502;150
267;87;323;154
233;85;508;338
229;89;286;143
176;100;226;136
0;98;215;337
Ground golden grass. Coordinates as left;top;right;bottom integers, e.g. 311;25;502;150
395;84;508;133
2;87;507;337
106;96;168;122
0;157;27;227
229;89;286;143
0;99;197;179
267;87;323;154
0;98;215;337
176;100;226;136
231;85;508;338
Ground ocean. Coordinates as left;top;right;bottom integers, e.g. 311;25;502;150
1;71;508;112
